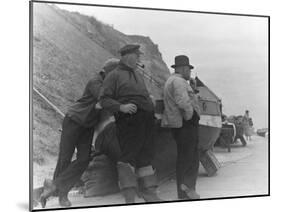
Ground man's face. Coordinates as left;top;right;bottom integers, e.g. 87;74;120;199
122;52;141;69
182;65;191;80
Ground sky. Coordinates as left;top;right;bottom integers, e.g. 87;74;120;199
56;3;268;129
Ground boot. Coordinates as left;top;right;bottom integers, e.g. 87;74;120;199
121;187;137;204
39;179;57;208
140;186;162;202
180;184;200;200
137;166;162;202
59;193;72;207
117;162;138;203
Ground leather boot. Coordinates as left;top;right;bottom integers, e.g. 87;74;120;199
137;166;162;202
117;162;138;203
59;193;72;207
180;184;200;200
39;179;57;208
121;187;137;204
140;186;162;202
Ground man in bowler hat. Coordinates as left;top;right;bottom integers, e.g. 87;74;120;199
100;44;161;203
162;55;201;199
39;58;120;208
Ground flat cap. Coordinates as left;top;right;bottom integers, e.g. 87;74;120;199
102;58;120;73
118;44;143;56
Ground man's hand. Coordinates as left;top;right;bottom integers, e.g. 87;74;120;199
95;102;102;110
120;103;137;114
190;78;196;90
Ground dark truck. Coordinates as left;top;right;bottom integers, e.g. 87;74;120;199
216;115;247;152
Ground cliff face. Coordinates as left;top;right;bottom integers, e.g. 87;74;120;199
32;3;170;163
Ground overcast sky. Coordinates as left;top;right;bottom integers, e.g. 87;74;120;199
56;3;268;129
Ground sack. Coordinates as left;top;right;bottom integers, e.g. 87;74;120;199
82;154;120;197
200;150;220;176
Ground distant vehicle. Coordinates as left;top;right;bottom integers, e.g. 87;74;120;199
256;128;268;137
216;116;247;152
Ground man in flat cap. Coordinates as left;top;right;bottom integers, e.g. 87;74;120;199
39;58;120;208
162;55;201;200
100;44;161;203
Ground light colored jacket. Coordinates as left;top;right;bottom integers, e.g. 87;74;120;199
161;73;200;128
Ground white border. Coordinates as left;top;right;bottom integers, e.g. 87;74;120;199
1;0;277;212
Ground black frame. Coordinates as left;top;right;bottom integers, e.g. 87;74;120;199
29;0;270;211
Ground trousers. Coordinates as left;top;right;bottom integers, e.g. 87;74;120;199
115;110;155;168
171;111;200;198
53;115;94;195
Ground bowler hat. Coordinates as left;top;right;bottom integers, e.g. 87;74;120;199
171;55;194;69
118;44;143;56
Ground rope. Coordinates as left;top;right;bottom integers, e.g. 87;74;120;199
33;87;65;118
136;65;164;89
